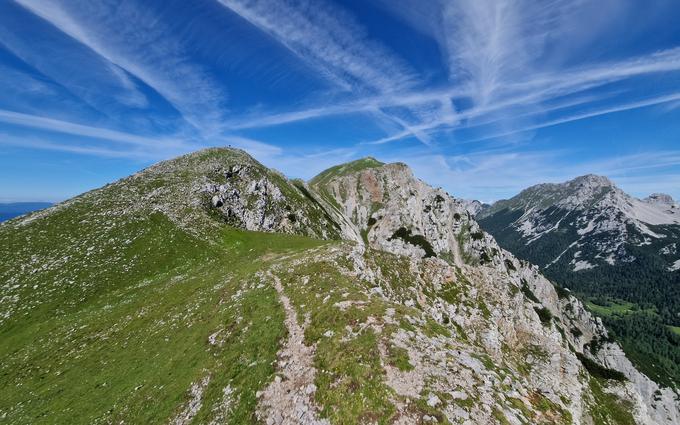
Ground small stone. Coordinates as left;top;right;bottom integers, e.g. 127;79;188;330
427;394;441;407
451;390;468;400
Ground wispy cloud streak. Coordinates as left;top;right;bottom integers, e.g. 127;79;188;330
0;135;166;160
216;0;414;94
0;109;186;149
14;0;229;134
440;0;581;105
215;0;448;144
458;92;680;144
225;47;680;137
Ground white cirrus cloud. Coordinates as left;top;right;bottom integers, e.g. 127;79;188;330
0;109;186;149
215;0;415;95
14;0;229;134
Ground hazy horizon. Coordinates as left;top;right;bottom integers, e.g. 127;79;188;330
0;154;672;206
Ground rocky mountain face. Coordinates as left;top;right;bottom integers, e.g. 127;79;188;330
478;175;680;272
310;158;496;266
1;149;678;424
461;199;490;218
150;148;343;239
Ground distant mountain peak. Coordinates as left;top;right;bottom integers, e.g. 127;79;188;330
645;192;676;205
569;174;614;188
461;199;490;217
480;172;680;272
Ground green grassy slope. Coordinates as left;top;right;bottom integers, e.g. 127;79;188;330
0;210;328;423
0;148;335;424
309;157;384;189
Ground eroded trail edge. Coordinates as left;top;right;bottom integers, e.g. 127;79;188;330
256;271;329;425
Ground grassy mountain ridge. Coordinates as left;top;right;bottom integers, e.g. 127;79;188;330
1;150;676;424
0;148;336;423
309;157;384;188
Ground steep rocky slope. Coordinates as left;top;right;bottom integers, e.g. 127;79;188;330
310;158;496;265
311;161;679;424
1;149;678;424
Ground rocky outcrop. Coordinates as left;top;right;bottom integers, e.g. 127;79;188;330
310;161;496;266
462;199;490;217
202;162;340;239
521;258;680;424
100;148;343;240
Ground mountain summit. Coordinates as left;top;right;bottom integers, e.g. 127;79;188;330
1;151;678;424
310;158;494;265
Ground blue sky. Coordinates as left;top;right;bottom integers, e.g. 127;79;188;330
1;0;679;203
